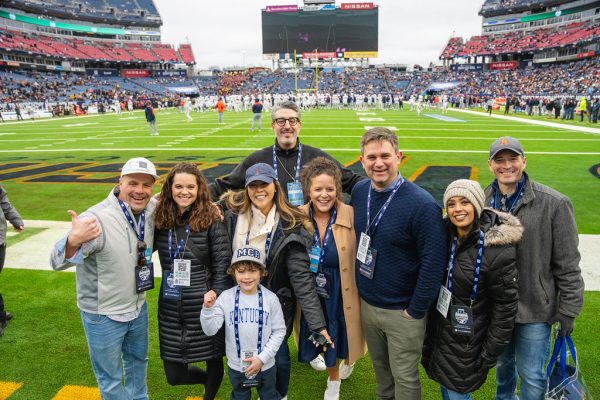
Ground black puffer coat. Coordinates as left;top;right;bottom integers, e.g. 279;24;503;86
155;216;232;363
224;210;326;337
422;209;521;394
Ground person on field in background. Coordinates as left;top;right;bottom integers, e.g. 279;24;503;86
0;184;25;337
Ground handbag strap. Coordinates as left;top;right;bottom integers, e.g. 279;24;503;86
546;334;578;380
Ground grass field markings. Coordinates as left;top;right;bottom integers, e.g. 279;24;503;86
157;144;173;147
408;164;479;183
51;385;100;400
3;147;599;155
0;381;23;399
356;112;376;115
0;132;17;136
62;123;99;128
359;118;385;122
100;143;115;145
364;126;398;131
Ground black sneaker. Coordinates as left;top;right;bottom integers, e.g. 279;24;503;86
5;312;12;321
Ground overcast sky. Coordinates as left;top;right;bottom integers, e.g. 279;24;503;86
154;0;484;69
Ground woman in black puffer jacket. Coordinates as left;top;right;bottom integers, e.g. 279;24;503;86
154;162;232;400
422;179;521;398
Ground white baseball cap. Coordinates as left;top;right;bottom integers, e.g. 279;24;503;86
120;157;160;180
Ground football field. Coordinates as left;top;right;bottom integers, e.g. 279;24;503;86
1;108;600;399
1;107;599;231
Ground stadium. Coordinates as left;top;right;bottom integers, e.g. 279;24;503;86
0;0;599;398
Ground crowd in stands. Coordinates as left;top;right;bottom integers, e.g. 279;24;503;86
1;58;597;116
441;21;600;58
480;0;568;16
0;29;193;64
6;0;161;26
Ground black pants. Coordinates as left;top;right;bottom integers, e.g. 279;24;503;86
0;243;5;320
163;358;224;400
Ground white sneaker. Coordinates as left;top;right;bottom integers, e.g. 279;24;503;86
309;354;326;371
324;378;340;400
339;361;355;380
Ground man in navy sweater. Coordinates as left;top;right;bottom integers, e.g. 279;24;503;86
351;127;446;400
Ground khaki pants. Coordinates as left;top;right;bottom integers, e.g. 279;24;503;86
361;299;427;400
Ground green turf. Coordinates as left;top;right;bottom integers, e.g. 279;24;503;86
1;108;599;232
4;228;46;247
0;269;597;399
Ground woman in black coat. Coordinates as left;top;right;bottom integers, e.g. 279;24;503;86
154;162;232;400
422;179;521;398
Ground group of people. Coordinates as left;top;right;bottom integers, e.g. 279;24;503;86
46;100;583;400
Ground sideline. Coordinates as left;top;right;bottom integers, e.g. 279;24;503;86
449;108;600;135
4;219;600;291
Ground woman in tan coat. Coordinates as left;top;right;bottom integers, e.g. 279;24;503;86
296;157;366;400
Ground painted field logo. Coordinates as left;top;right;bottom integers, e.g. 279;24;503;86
0;160;478;205
590;164;600;180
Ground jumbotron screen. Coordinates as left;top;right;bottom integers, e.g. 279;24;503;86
262;8;378;55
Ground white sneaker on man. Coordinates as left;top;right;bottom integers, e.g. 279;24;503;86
309;354;326;371
323;378;340;400
339;361;355;380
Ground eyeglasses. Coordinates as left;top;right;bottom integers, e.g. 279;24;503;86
273;117;300;126
137;241;147;267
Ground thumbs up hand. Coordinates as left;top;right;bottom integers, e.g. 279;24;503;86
67;210;102;248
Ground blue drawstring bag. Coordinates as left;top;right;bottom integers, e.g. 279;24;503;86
545;334;592;400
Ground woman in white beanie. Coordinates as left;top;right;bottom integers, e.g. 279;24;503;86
422;179;522;399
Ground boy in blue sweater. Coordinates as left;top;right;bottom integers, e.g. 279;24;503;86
351;127;446;400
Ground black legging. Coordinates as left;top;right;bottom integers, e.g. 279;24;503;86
163;358;224;400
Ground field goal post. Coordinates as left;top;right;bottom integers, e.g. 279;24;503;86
294;49;319;93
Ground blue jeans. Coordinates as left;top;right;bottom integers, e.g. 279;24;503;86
274;339;291;398
496;322;551;400
80;302;149;400
441;385;473;400
228;366;280;400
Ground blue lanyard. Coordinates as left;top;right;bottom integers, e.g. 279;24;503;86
310;206;337;266
118;199;145;242
246;230;273;256
234;285;264;358
365;177;404;236
272;143;302;182
490;178;525;214
168;225;190;261
447;230;485;305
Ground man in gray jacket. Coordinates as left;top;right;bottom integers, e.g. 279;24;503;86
50;157;159;400
485;137;584;400
0;184;25;337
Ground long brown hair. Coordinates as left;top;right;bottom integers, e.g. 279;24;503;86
220;180;308;230
155;162;220;231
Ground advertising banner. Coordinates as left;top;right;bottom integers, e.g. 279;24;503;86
449;63;484;71
122;69;150;78
154;70;187;77
302;52;336;59
341;3;374;10
265;5;298;12
488;61;518;70
344;51;378;58
86;68;119;76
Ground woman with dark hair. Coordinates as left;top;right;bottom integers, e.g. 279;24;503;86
421;179;521;399
154;162;232;400
220;162;331;400
296;157;366;400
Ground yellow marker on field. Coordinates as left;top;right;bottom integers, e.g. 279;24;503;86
186;397;205;400
0;381;23;399
52;385;100;400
